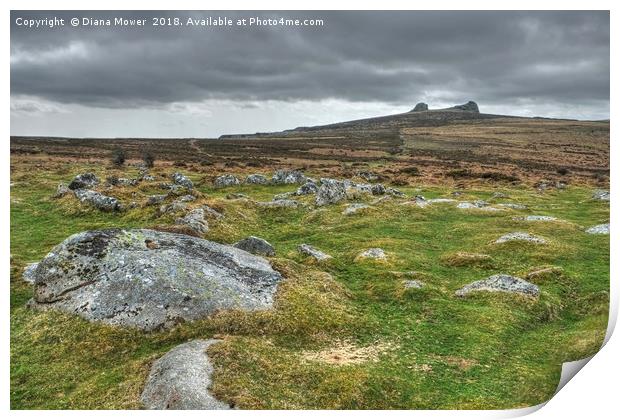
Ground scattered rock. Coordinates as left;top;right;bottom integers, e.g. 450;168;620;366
147;195;168;206
159;201;188;215
256;199;300;208
426;198;457;204
245;174;268;185
202;205;224;219
495;232;547;244
73;189;121;212
592;190;610;201
22;262;39;284
68;173;99;190
107;177;139;187
403;280;424;289
140;339;230;410
295;181;319;195
175;208;209;235
177;195;196;202
171;172;194;190
298;244;332;261
272;169;307;185
316;179;347;206
586;223;609;234
356;248;387;261
457;201;501;211
497;203;527;210
386;187;406;197
234;236;276;257
491;192;509;199
343;203;370;215
411;102;429;112
357;171;380;182
455;274;539;297
226;193;248;200
141;174;156;182
53;183;70;198
214;174;240;188
515;215;557;222
29;229;283;330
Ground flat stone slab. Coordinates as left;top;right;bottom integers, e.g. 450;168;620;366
586;223;609;234
298;244;332;261
495;232;547;244
141;339;230;410
29;229;283;331
455;274;540;297
343;203;370;215
356;248;387;260
233;236;276;257
514;215;557;222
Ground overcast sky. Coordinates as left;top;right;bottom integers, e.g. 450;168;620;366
10;10;609;138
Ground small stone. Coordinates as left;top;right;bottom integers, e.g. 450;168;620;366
68;173;99;190
214;174;240;188
256;199;300;208
245;174;268;185
455;274;539;297
73;189;120;212
177;195;196;202
403;280;424;289
296;181;319;195
386;187;406;197
343;203;370;215
356;248;387;261
515;215;557;222
226;193;248;200
234;236;275;257
140;339;230;410
497;203;527;210
592;190;610;201
147;195;168;206
171;172;194;189
371;184;386;196
53;183;70;198
586;223;609;234
357;171;380;182
175;208;208;235
495;232;547;244
159;201;188;215
298;244;332;261
316;179;347;206
272;169;307;185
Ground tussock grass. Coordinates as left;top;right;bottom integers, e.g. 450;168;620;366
10;162;609;409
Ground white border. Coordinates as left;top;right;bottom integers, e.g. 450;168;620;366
3;1;617;418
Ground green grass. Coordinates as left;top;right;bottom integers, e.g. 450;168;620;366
10;163;609;409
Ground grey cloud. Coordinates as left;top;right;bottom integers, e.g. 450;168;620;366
10;10;609;118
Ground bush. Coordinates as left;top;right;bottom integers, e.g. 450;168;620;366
142;151;155;168
111;148;126;166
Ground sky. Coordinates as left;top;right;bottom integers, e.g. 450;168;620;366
10;10;610;138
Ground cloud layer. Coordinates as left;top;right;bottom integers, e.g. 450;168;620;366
10;10;610;137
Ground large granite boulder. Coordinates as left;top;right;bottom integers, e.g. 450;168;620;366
455;274;539;297
28;229;283;331
141;339;230;410
68;173;99;190
73;189;121;212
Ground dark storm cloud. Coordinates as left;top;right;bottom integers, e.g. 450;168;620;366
10;10;609;111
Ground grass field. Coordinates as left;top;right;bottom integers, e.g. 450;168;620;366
10;157;609;409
